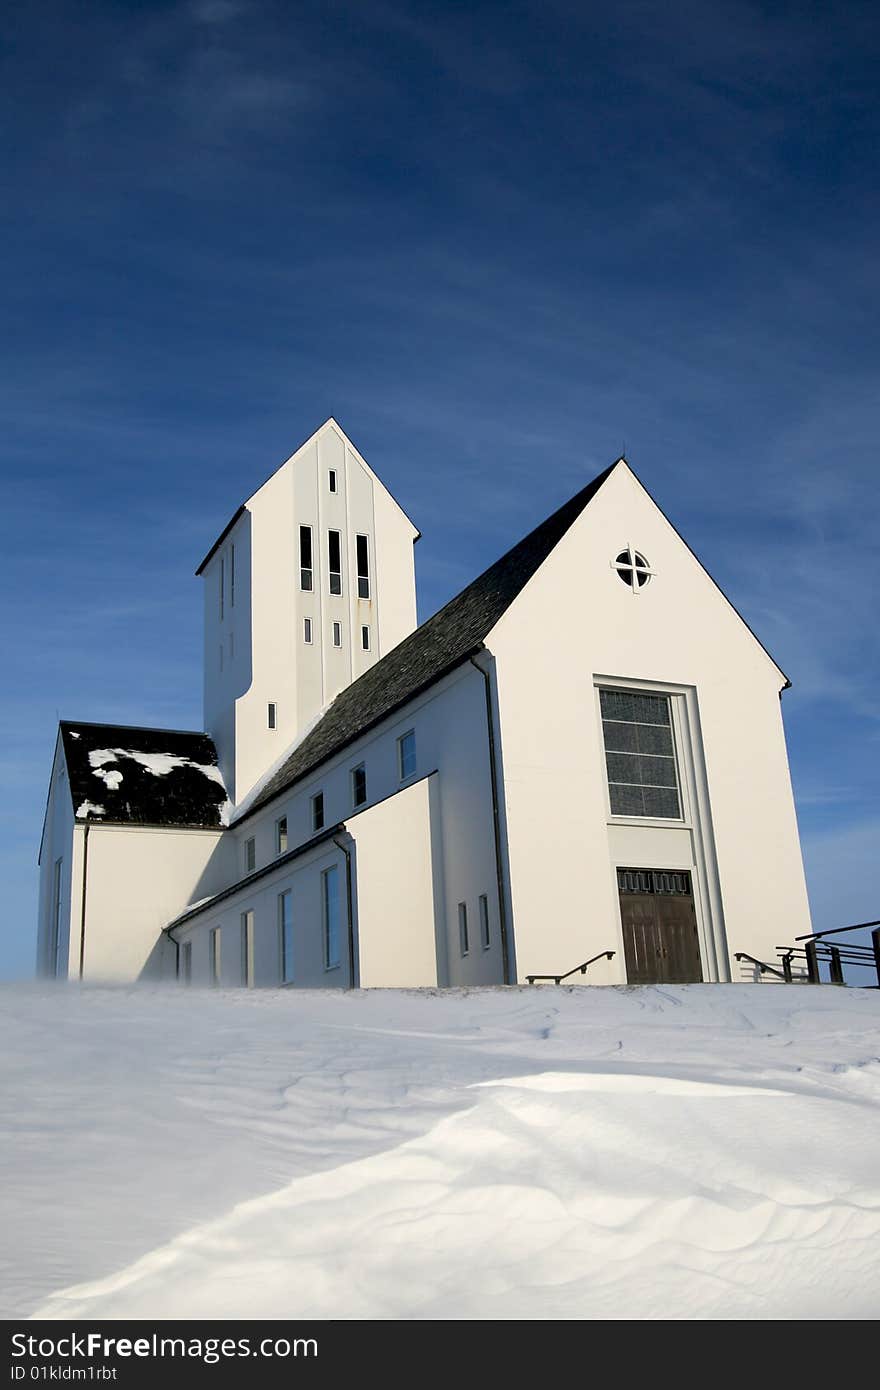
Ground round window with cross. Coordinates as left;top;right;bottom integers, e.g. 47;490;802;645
611;545;654;591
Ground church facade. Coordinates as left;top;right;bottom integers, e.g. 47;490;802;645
37;419;812;989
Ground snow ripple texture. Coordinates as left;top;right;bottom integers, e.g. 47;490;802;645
1;984;878;1320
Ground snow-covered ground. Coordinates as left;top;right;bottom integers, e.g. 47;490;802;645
1;983;878;1320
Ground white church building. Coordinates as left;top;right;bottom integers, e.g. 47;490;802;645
37;418;812;989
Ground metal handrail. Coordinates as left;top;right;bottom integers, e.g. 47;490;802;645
526;950;615;985
734;951;789;981
795;920;880;941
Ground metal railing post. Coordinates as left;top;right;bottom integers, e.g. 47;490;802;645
828;946;844;985
805;938;821;984
873;927;880;989
782;953;793;983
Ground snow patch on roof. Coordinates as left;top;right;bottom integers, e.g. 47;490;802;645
88;747;225;786
75;801;105;819
69;731;80;739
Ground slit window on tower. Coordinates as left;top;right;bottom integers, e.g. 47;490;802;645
268;702;277;730
356;534;370;599
328;469;337;493
303;617;312;644
299;526;313;591
332;621;342;647
361;625;370;651
328;530;342;595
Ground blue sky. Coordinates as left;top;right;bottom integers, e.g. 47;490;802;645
2;0;878;977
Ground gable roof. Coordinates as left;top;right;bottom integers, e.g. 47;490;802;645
195;417;419;576
59;722;227;828
243;460;619;820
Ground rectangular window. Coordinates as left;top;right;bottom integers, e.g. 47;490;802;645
332;621;342;648
241;910;254;987
328;469;337;493
361;625;370;651
50;858;63;977
299;525;313;591
599;688;682;820
268;702;277;730
398;729;416;780
351;763;367;808
311;792;324;833
179;940;192;984
275;816;288;854
479;894;490;950
328;530;342;595
322;865;341;970
244;837;256;873
303;617;312;644
219;556;225;620
230;544;235;608
458;902;469;956
279;891;294;984
356;534;370;599
209;927;221;986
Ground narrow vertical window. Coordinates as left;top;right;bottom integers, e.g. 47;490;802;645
219;556;225;620
332;621;342;647
328;469;337;493
244;837;256;873
268;702;277;730
458;902;469;956
311;792;324;833
361;625;370;651
323;865;341;969
479;894;490;950
303;617;312;644
50;858;63;978
241;910;254;987
356;534;370;599
209;927;221;986
299;526;313;591
328;530;342;594
230;543;235;608
275;816;288;854
180;940;192;984
279;891;294;984
351;764;367;808
398;729;416;780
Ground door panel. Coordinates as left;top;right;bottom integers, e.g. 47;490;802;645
618;869;703;985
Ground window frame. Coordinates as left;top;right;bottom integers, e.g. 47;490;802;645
332;621;342;648
328;529;343;595
356;533;370;599
278;890;294;984
299;525;313;592
361;624;370;651
322;865;341;971
209;926;221;986
328;469;338;494
351;763;367;808
241;910;254;987
275;815;288;855
303;616;313;644
597;684;686;825
267;702;277;730
311;791;324;833
397;729;416;781
244;836;256;874
479;894;490;950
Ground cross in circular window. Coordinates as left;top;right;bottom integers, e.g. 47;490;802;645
611;545;654;591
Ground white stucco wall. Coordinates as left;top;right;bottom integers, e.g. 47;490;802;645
80;825;230;980
487;460;812;985
352;775;440;988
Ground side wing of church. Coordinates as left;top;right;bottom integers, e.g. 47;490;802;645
36;419;812;988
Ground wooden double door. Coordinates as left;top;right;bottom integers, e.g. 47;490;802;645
618;868;703;985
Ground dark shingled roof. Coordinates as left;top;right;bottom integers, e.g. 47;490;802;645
60;722;227;828
245;461;618;819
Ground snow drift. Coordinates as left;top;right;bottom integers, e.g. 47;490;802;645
1;983;878;1320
